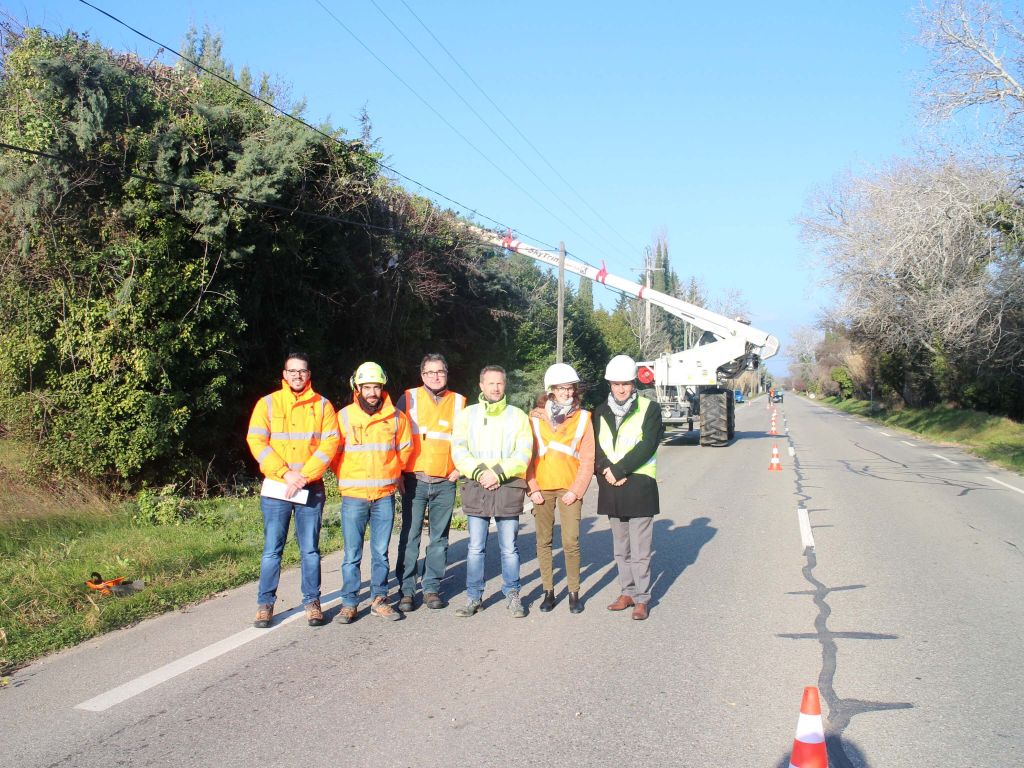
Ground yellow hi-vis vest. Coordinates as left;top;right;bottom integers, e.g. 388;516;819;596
598;397;657;479
530;409;591;491
332;394;413;501
404;387;466;477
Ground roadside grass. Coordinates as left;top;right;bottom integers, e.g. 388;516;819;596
0;439;346;673
820;398;1024;473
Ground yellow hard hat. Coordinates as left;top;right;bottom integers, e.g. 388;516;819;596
350;361;387;389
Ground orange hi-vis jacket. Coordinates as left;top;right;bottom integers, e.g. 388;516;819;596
527;408;596;498
246;381;340;482
331;393;413;500
401;386;466;477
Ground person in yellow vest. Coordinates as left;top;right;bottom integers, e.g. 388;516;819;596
331;362;413;623
593;355;664;621
394;353;466;611
527;363;595;614
451;365;534;618
246;351;340;629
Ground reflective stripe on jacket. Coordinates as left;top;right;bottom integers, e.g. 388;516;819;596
527;408;595;496
451;395;532;482
402;387;466;477
597;397;657;479
332;393;413;500
246;381;340;482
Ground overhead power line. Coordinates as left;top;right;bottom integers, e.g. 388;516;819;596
395;0;642;259
75;0;561;254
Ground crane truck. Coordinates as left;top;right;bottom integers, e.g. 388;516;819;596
467;226;781;446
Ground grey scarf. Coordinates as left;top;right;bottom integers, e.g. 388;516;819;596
546;399;577;426
607;391;637;428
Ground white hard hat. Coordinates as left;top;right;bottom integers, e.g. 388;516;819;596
544;363;580;390
604;355;636;382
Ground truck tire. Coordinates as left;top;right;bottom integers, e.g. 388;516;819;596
699;389;729;446
727;393;736;439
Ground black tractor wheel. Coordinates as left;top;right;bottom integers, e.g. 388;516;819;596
699;389;729;447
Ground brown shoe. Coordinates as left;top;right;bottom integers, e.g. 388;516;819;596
607;595;635;611
305;600;325;627
254;604;274;628
632;602;649;621
398;594;415;612
424;592;445;610
371;596;401;621
337;605;357;624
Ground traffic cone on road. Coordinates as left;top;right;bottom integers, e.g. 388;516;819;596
788;686;827;768
769;416;778;435
769;444;783;471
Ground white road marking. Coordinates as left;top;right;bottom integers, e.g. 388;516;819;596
987;476;1024;496
932;453;958;465
879;431;892;437
788;446;795;457
797;508;815;552
900;440;916;447
76;595;341;712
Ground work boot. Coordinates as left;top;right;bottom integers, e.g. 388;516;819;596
304;600;325;627
568;592;583;614
454;598;482;617
398;594;415;612
253;604;274;628
506;589;527;618
371;595;401;621
539;590;556;612
337;605;357;624
424;592;445;610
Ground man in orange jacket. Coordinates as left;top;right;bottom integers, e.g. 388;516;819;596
246;351;339;629
332;362;413;623
395;353;466;611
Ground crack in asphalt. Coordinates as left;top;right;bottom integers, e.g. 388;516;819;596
785;418;913;768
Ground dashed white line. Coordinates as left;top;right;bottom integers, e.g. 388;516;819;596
932;453;958;465
797;508;815;553
987;476;1024;496
900;440;916;447
76;595;341;712
879;431;892;437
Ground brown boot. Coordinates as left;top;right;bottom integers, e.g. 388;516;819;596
254;604;274;628
305;600;325;627
607;594;635;611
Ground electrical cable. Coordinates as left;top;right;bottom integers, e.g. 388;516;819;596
396;0;642;259
363;0;626;268
75;0;560;253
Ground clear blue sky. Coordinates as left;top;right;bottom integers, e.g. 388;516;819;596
22;1;932;375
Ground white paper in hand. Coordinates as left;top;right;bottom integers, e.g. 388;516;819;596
261;478;309;505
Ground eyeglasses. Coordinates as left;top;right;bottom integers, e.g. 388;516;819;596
284;369;310;376
551;385;574;393
422;370;447;377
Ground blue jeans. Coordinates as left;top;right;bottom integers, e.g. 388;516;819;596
465;515;520;600
257;481;325;606
341;494;395;607
396;476;456;596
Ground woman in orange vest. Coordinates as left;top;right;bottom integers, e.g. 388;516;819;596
527;363;595;613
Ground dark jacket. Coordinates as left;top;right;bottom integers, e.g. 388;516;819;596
460;477;528;518
593;396;664;519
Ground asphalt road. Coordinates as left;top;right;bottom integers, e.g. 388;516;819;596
2;395;1022;767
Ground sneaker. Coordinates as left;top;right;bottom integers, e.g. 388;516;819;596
506;589;526;618
337;605;357;624
454;598;482;617
305;600;325;627
371;596;401;621
253;604;273;628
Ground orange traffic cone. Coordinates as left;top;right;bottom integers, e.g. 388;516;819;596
769;417;778;435
788;686;828;768
769;444;783;471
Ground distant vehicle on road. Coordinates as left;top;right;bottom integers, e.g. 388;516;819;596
772;389;784;403
734;389;744;403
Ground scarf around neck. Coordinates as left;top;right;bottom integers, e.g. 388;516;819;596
607;391;638;428
546;398;577;426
